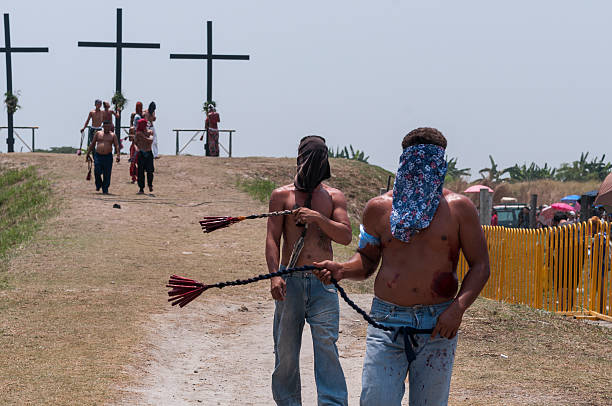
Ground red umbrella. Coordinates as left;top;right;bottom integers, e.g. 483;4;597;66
538;206;554;226
594;172;612;206
551;202;574;212
464;185;494;193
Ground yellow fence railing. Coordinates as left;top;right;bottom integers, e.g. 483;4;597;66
457;220;611;321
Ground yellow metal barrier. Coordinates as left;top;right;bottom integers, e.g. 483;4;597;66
457;220;611;321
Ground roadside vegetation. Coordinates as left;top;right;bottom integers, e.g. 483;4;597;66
0;165;53;286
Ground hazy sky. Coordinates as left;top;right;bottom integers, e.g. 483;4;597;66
2;0;611;176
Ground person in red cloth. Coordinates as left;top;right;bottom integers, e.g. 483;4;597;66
128;102;144;183
205;104;221;157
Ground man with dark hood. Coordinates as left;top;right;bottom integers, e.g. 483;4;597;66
266;135;352;405
314;128;490;405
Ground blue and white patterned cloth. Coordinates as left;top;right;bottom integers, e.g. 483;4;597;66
390;144;447;243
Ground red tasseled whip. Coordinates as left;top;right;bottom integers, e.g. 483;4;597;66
199;210;295;233
199;216;245;233
166;275;211;307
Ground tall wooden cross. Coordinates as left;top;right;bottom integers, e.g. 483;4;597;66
170;21;249;103
78;8;160;137
1;14;48;153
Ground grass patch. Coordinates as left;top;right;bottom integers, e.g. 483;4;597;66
237;177;277;203
0;166;53;276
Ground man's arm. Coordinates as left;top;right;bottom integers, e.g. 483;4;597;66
294;188;352;245
431;196;490;339
314;197;384;283
81;111;92;132
113;132;121;161
266;188;286;301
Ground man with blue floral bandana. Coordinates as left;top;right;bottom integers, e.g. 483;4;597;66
314;128;490;405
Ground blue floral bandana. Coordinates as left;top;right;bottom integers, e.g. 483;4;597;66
390;144;447;243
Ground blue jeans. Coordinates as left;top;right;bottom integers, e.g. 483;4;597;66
272;269;348;406
360;297;457;406
93;152;113;193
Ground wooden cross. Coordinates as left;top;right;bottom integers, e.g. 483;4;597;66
1;14;48;153
78;8;160;137
170;21;249;103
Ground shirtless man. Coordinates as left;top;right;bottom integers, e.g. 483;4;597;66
266;136;352;405
134;118;155;194
314;128;490;406
80;99;104;149
102;101;120;129
85;121;120;194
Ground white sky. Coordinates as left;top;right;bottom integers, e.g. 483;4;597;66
2;0;612;176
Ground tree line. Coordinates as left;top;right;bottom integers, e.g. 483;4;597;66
446;152;611;183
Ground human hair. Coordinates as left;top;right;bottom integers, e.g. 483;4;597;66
402;127;447;149
148;101;156;114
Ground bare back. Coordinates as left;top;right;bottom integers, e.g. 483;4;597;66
362;189;476;306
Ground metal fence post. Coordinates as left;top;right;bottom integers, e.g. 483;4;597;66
529;194;537;228
175;130;179;155
479;189;492;225
229;131;233;157
31;128;35;151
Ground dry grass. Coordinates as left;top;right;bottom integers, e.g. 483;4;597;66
0;153;609;406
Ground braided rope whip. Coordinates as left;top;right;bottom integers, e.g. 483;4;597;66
168;264;434;363
199;210;296;233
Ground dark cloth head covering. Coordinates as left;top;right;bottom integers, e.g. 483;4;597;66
390;144;447;243
294;136;331;193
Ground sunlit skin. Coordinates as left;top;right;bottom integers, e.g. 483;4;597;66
314;188;490;339
102;101;120;122
80;101;103;133
85;123;120;163
265;183;352;301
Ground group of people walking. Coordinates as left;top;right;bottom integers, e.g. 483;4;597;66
81;99;158;194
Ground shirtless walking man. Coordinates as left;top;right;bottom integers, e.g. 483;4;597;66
314;128;490;406
85;120;120;194
134;118;155;194
80;99;104;149
266;136;352;405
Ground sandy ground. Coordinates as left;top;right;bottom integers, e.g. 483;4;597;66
120;295;374;406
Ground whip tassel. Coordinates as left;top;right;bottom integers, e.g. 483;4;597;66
199;209;295;233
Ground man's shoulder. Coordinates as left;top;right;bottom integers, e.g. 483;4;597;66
271;183;294;197
365;191;392;213
443;189;477;219
321;183;345;197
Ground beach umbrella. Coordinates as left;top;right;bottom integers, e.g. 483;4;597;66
538;206;554;226
594;173;612;206
561;194;581;202
551;202;575;212
464;185;493;193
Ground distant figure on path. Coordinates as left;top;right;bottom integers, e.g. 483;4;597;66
80;99;104;149
128;102;144;183
205;104;220;157
85;120;120;194
144;102;159;158
266;136;351;405
134;118;155;194
314;128;490;406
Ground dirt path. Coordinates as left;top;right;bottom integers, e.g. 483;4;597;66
1;153;610;406
120;295;373;406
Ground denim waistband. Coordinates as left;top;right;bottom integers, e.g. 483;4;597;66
279;264;317;278
371;296;453;316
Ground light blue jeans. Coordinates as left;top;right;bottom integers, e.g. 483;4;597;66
360;297;457;406
272;269;348;406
